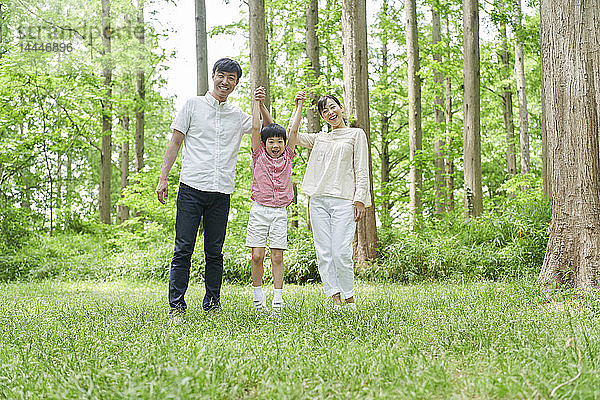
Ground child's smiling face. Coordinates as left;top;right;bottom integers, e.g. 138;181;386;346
265;137;285;158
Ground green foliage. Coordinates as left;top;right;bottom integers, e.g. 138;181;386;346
0;0;550;291
0;205;36;249
362;178;550;283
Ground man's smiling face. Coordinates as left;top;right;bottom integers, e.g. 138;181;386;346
211;70;239;102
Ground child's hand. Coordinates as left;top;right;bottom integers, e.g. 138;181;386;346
294;91;306;106
254;86;266;103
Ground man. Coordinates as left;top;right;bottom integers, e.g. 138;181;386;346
157;58;271;318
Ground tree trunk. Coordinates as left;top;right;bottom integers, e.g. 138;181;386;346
514;0;530;176
462;0;483;218
100;0;112;224
541;70;550;200
500;21;517;176
539;0;600;289
380;112;391;227
432;5;445;216
305;0;321;231
444;18;454;211
120;116;130;223
539;0;549;201
406;0;422;229
135;0;145;173
66;150;72;212
378;0;391;227
195;0;208;95
305;0;321;135
249;0;270;110
341;0;378;262
0;4;4;59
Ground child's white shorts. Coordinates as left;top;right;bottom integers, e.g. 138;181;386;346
245;201;288;250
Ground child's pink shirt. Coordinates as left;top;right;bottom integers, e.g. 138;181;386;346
251;145;296;207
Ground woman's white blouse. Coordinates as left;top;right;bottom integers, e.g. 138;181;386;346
297;127;372;207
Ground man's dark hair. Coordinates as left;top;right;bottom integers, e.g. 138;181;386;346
317;94;343;115
261;123;287;144
212;58;243;82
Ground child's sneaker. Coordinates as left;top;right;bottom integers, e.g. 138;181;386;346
254;291;267;311
272;299;284;312
345;302;357;311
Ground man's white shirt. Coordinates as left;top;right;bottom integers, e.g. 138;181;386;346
170;92;252;194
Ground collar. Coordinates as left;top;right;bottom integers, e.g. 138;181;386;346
205;92;228;108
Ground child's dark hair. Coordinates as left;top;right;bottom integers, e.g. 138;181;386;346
212;58;243;82
317;94;343;115
261;123;287;144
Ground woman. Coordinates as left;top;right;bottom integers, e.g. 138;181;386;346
297;94;371;310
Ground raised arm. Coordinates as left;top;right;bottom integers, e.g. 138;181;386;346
251;87;265;152
260;102;273;127
286;91;305;149
253;86;273;128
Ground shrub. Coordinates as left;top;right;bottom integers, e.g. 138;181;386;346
0;205;36;249
358;177;550;283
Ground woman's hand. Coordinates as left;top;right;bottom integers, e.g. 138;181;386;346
354;201;366;222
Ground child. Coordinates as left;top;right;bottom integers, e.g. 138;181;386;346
246;88;305;311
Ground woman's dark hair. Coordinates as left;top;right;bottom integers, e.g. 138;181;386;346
212;58;243;82
317;94;343;115
261;123;287;144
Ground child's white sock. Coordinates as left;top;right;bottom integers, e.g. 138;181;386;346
273;288;283;304
253;285;264;301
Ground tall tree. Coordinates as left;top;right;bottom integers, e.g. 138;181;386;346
462;0;483;217
0;3;4;59
500;15;517;176
341;0;378;261
444;17;454;211
249;0;270;110
378;0;393;226
135;0;145;173
514;0;530;175
100;0;112;224
304;0;321;230
432;3;445;215
305;0;321;135
119;116;130;223
539;0;600;289
195;0;208;95
406;0;422;228
541;55;550;200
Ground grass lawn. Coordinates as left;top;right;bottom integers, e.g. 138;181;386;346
1;279;599;399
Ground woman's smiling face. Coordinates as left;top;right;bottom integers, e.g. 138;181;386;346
320;98;345;129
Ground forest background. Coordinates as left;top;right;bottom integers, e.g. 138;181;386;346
0;0;548;285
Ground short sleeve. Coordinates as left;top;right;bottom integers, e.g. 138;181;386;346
170;99;193;134
252;144;265;160
241;111;252;135
285;144;296;160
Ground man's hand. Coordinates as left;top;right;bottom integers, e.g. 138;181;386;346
156;178;169;204
354;201;366;222
295;91;306;106
254;86;266;103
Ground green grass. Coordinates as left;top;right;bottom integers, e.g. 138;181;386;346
1;280;599;399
